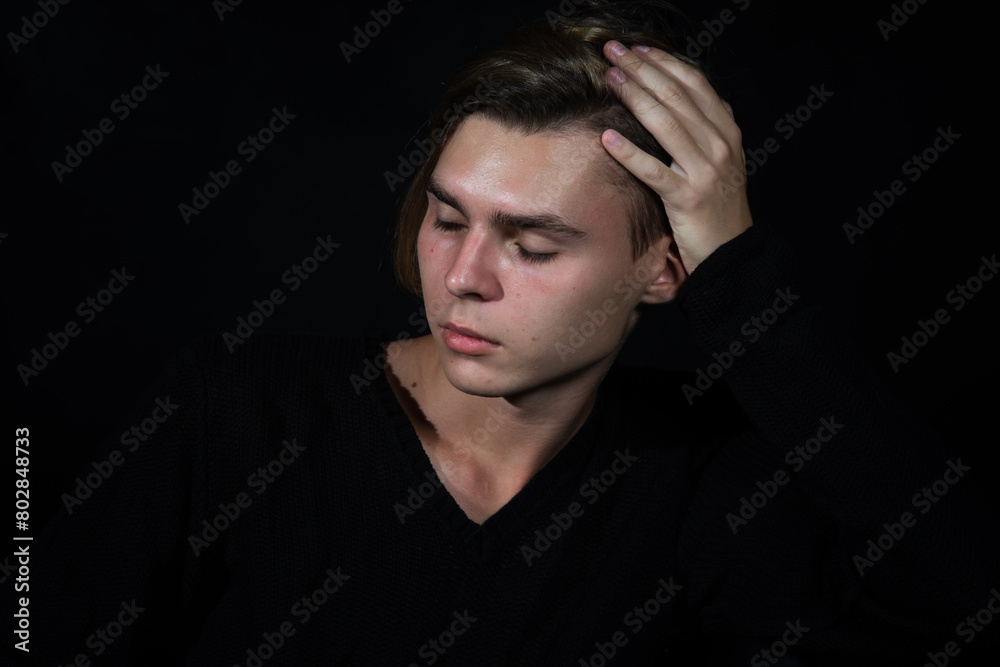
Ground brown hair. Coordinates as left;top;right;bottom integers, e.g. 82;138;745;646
392;0;703;298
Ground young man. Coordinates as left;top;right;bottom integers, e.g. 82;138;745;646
23;2;998;665
384;29;750;526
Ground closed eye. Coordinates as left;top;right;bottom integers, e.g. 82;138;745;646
516;246;556;264
432;219;557;264
432;219;465;233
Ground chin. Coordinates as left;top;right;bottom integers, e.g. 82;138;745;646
449;381;510;399
437;352;512;397
439;347;601;401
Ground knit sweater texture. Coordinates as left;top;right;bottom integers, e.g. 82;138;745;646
19;225;1000;666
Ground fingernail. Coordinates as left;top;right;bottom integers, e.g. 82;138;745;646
605;130;622;148
607;67;626;85
633;45;651;54
608;40;627;56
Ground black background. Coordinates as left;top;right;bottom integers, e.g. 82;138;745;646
2;0;997;652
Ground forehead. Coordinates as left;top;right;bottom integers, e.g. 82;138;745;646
431;115;628;229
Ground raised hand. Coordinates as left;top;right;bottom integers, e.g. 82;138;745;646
601;40;753;275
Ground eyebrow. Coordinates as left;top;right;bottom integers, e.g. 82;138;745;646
426;176;588;241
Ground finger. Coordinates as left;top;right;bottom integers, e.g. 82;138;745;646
604;42;735;168
603;41;711;134
632;45;741;146
604;64;710;175
633;47;730;120
601;128;685;202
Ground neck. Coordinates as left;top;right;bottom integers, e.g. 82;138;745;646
386;335;611;515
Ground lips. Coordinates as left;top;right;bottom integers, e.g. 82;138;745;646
442;321;499;345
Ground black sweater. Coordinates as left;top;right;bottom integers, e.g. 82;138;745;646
17;226;1000;666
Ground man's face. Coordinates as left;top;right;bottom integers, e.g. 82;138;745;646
417;115;662;398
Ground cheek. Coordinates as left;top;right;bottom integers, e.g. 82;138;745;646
577;260;645;324
509;269;630;344
416;218;433;256
416;224;446;284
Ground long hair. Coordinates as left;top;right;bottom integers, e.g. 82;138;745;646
392;0;704;298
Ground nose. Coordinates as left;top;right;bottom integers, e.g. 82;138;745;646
444;229;502;301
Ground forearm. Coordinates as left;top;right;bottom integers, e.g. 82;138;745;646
677;225;1000;645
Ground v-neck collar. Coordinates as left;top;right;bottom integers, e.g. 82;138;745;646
366;334;616;562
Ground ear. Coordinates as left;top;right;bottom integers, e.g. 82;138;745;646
638;234;687;305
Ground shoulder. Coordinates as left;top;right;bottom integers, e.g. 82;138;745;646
603;362;749;442
164;331;387;477
178;329;366;375
164;330;377;414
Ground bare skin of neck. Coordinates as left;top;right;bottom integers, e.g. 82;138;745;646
384;334;602;525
